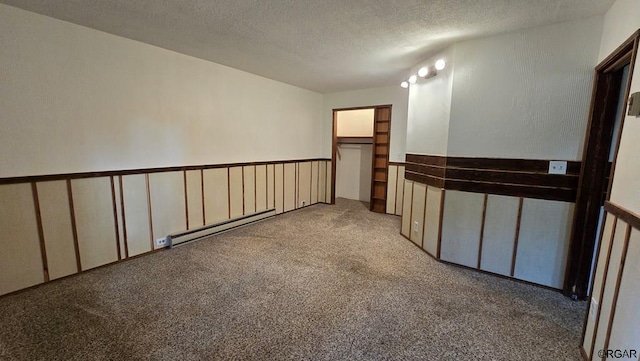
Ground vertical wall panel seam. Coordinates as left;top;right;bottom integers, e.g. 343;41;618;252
421;185;428;249
109;176;122;261
31;182;49;282
118;176;129;258
242;167;246;215
227;168;231;219
510;197;524;277
145;174;154;250
183;171;189;230
477;194;489;269
66;180;82;272
437;189;446;260
201;169;206;224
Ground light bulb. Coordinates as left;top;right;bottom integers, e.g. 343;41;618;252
408;75;417;84
435;59;446;70
418;67;429;77
400;81;409;88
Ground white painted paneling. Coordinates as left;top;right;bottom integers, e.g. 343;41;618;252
318;162;326;204
243;166;256;214
298;162;312;207
514;199;574;288
325;161;332;203
267;164;275;210
593;221;631;355
322;86;408;162
480;195;520;276
410;183;427;246
203;168;229;224
336;109;374;137
113;177;126;260
274;164;284;213
395;165;405;216
447;17;602;160
440;190;484;268
423;186;442;257
0;184;44;295
310;161;319;204
71;177;119;270
37;181;78;280
386;165;398;214
0;5;323;179
229;167;244;218
186;170;204;229
255;165;267;212
121;174;152;257
336;144;372;202
401;180;413;238
284;163;296;212
583;214;616;354
149;172;186;248
607;229;640;353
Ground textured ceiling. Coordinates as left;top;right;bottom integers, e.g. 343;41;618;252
0;0;614;93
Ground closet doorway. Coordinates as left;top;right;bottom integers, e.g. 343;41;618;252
331;105;391;213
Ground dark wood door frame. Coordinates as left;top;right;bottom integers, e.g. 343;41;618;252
564;30;639;300
331;105;393;210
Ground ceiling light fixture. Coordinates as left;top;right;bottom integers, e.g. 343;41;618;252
408;75;417;84
400;81;409;88
435;59;446;71
418;67;429;77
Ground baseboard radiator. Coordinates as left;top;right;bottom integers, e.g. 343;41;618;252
168;208;276;248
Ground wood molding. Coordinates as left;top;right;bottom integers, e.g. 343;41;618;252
0;158;331;185
404;153;580;202
605;201;640;231
31;182;49;282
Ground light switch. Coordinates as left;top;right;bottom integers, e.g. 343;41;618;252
549;161;567;175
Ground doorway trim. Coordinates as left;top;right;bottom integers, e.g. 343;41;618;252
331;105;393;211
564;30;639;300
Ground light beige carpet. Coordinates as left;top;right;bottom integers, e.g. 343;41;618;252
0;198;585;360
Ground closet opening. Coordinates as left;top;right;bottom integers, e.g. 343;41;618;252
331;105;392;213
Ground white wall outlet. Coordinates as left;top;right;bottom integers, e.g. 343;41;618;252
413;221;419;232
155;237;168;247
590;298;598;320
548;161;567;175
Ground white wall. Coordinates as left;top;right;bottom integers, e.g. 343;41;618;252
336;145;372;202
336;109;374;137
447;17;603;160
0;4;324;178
405;47;455;156
604;0;640;214
323;86;408;162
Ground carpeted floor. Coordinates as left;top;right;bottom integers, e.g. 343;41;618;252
0;199;585;361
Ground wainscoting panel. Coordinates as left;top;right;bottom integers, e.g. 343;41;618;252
36;181;77;280
386;164;398;214
423;186;442;257
267;164;275;210
229;167;244;218
514;199;573;288
255;165;268;212
410;183;427;246
325;161;332;204
113;177;126;260
185;170;204;229
284;163;296;212
298;162;312;207
311;161;319;205
203;168;229;224
395;165;405;216
318;162;327;204
607;228;640;354
440;190;484;268
243;166;256;215
149;172;187;249
122;174;152;257
274;164;284;214
401;180;413;238
72;177;119;270
0;184;44;294
480;195;520;276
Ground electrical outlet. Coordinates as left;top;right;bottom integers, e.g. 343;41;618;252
155;237;167;247
301;200;306;206
590;298;598;320
548;161;567;175
413;221;419;232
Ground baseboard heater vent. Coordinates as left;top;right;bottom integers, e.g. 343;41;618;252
168;208;276;248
